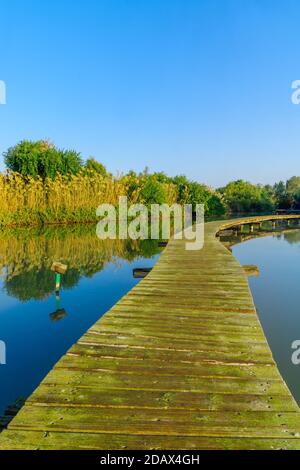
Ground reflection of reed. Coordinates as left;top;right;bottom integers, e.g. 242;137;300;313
0;226;162;301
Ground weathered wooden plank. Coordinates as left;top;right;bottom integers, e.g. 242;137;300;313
78;336;275;363
1;430;300;450
82;331;270;348
56;354;279;380
72;342;275;364
28;385;299;412
100;313;259;328
37;368;288;396
87;327;263;343
8;406;300;439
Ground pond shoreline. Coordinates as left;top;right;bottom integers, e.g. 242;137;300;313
0;211;277;229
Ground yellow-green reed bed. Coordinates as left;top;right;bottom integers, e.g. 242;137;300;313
0;171;178;227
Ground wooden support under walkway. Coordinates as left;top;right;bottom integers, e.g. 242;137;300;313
2;216;300;450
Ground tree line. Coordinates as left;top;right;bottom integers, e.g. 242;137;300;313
2;140;300;222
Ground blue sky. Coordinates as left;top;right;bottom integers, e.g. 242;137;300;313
0;0;300;187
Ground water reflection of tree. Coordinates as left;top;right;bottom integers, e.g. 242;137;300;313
283;231;300;245
0;225;162;301
5;268;81;302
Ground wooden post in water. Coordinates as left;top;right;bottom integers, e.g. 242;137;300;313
50;262;68;321
55;273;61;293
243;265;260;277
51;262;68;295
51;262;68;277
133;268;152;279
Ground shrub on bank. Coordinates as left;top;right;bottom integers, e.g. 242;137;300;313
220;180;275;214
4;140;82;179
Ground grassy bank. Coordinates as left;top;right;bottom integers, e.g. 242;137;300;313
0;172;124;226
0;168;228;227
3;139;300;227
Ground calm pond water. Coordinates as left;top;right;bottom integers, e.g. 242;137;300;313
3;222;300;418
0;225;163;416
227;226;300;405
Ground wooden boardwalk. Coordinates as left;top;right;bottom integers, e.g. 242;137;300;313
2;216;300;450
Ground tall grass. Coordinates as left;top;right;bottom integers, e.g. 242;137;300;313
0;171;178;226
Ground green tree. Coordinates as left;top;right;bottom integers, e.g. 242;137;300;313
292;189;300;209
4;140;82;179
171;176;226;216
152;172;171;184
278;176;300;209
186;182;210;210
287;176;300;195
85;158;107;176
273;181;293;209
206;193;226;217
171;175;190;204
222;180;274;214
187;182;226;216
139;177;167;207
